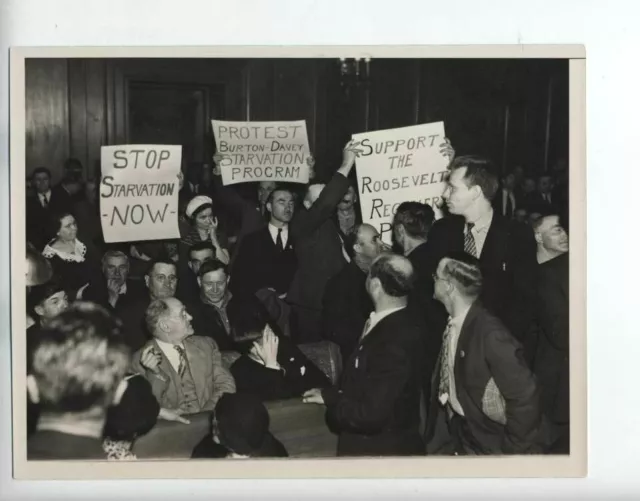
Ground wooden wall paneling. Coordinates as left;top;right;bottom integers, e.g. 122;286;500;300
68;59;88;172
245;59;274;121
370;59;420;132
25;58;70;182
85;59;107;180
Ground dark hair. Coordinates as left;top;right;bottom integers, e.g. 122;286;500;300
145;259;177;277
31;302;130;413
449;155;499;201
266;184;295;205
47;212;75;241
393;202;435;239
369;254;414;297
188;241;216;259
32;167;52;179
197;258;228;279
28;278;66;316
440;251;483;298
227;298;274;354
103;374;159;441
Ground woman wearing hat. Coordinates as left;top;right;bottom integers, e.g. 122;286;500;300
180;195;230;266
191;393;288;459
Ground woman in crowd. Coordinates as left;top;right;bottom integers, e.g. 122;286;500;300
191;393;287;459
227;301;331;402
41;212;100;299
179;195;230;265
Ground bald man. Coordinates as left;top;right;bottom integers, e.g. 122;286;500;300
304;254;426;456
322;224;389;361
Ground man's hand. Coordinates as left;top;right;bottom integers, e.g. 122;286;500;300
140;345;162;374
306;155;316;180
158;407;191;424
212;153;229;176
106;279;122;307
302;388;325;405
256;326;280;369
337;140;364;177
439;137;455;163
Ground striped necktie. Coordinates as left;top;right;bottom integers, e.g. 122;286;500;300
438;320;454;400
175;345;187;378
275;228;284;251
464;222;477;257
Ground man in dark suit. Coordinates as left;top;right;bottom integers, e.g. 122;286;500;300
427;156;538;344
304;254;425;456
26;167;73;250
532;214;570;453
287;141;362;343
322;223;388;362
176;242;216;305
27;303;130;460
81;250;146;315
230;185;297;299
131;297;236;415
392;201;443;419
425;253;541;455
493;172;518;219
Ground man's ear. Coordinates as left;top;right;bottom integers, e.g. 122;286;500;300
144;275;150;288
34;305;44;318
158;319;170;333
27;375;40;404
266;202;272;214
112;378;129;405
534;232;543;244
197;276;202;287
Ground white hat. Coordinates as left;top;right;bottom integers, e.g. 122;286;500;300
185;195;213;219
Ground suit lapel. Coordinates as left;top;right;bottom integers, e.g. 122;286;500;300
183;337;206;404
479;215;505;263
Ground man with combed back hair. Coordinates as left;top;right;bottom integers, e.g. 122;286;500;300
425;252;541;455
304;253;425;456
27;302;131;460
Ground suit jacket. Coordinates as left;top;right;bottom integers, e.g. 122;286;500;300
287;172;350;310
229;225;297;298
131;335;236;413
26;188;74;250
427;213;537;343
116;292;153;353
425;301;541;454
185;297;236;352
322;308;425;456
322;261;373;362
492;189;518;218
534;252;569;424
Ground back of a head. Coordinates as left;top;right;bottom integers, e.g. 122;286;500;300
393;201;435;239
227;297;278;353
441;252;483;299
28;278;65;315
369;254;415;298
215;393;270;456
26;246;53;287
31;302;131;414
104;375;160;442
449;155;499;202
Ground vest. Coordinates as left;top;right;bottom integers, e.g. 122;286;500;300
178;356;200;414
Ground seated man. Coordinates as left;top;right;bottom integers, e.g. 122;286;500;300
117;259;179;352
227;299;330;401
81;250;146;313
27;302;131;460
304;254;426;457
192;393;288;459
132;297;236;415
176;241;216;305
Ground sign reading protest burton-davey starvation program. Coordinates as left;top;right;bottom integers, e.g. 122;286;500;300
353;121;449;245
100;145;182;243
212;120;311;185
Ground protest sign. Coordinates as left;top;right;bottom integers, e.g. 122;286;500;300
99;145;181;243
353;122;449;245
212;120;310;185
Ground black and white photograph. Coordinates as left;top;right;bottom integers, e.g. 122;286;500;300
10;46;586;479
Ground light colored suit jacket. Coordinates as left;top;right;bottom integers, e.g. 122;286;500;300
132;335;236;413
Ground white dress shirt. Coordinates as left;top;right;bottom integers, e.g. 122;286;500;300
464;209;494;257
361;306;406;340
39;190;51;207
501;189;516;216
155;339;185;373
268;223;289;248
445;304;472;416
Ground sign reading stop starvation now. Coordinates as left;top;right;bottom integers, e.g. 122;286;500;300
212;120;311;185
99;145;181;243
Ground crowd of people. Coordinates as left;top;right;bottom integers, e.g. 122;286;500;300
24;136;570;460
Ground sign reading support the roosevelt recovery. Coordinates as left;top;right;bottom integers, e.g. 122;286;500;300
100;145;181;243
353;122;449;245
212;120;310;185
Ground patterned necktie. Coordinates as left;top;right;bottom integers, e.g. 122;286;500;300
175;345;187;378
41;194;49;208
464;222;477;257
438;320;454;399
275;228;284;251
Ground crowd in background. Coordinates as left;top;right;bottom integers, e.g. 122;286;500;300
23;137;570;460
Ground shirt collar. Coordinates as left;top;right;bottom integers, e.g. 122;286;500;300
369;305;405;323
449;304;472;330
155;338;184;350
469;208;493;231
268;222;288;233
39;190;51;199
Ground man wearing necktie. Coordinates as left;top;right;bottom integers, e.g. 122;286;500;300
427;155;538;345
303;254;425;456
132;297;236;415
